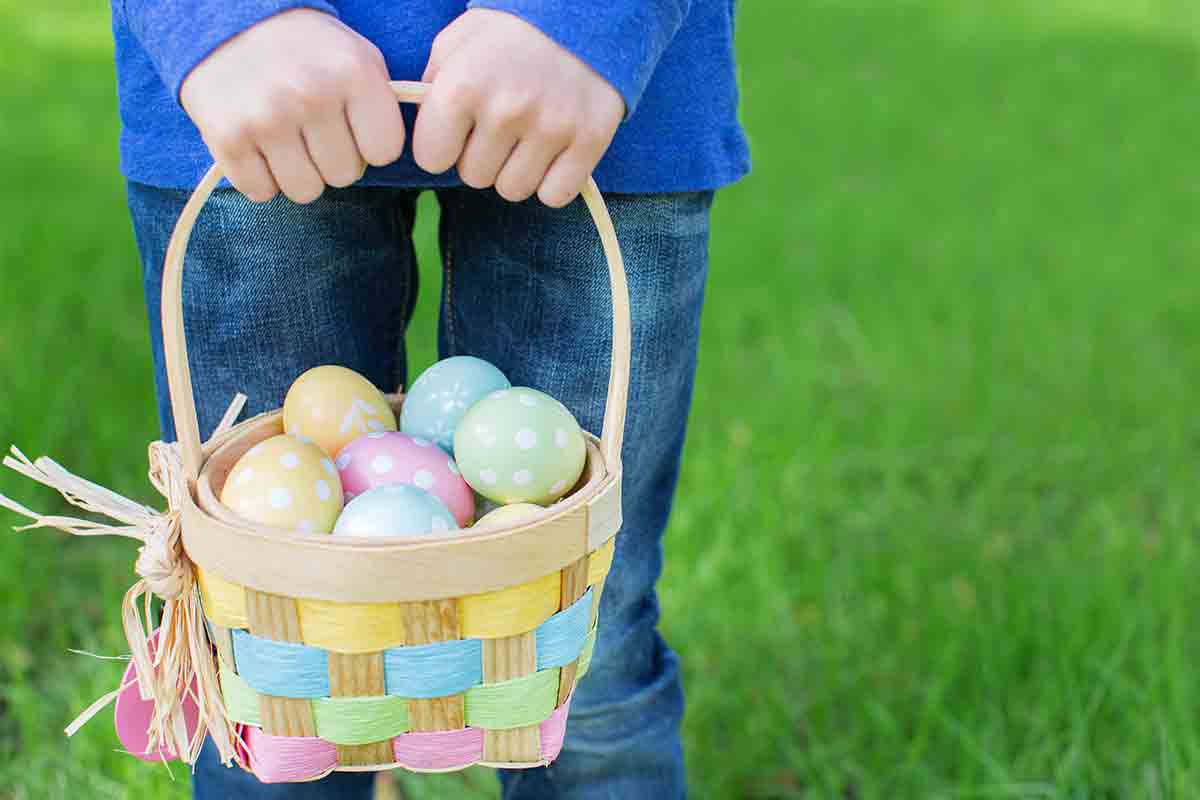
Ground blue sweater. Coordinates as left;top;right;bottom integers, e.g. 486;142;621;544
111;1;750;192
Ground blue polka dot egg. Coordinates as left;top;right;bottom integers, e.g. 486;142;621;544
400;356;511;453
332;484;459;539
453;388;587;505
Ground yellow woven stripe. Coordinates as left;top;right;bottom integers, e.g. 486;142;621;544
296;599;405;653
197;566;248;629
587;537;616;586
460;571;561;639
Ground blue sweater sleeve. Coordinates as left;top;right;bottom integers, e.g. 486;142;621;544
121;0;340;102
466;0;692;117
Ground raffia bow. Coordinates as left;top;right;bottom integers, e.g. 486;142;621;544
0;396;249;768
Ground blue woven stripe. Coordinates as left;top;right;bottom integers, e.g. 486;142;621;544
535;588;593;670
225;592;597;700
232;629;330;698
384;638;482;698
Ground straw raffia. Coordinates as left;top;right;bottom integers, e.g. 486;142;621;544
0;395;249;768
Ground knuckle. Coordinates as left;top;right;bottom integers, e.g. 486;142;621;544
487;90;536;127
535;112;575;143
438;75;482;113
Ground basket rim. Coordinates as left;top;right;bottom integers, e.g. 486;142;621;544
181;406;622;602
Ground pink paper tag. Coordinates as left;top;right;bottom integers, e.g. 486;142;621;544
113;629;200;762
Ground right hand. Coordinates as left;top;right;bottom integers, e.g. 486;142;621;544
180;9;405;204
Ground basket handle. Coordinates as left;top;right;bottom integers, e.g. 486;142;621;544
161;80;631;484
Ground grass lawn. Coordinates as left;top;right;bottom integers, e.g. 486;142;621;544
3;0;1200;797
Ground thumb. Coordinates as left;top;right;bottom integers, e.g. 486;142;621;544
422;14;475;83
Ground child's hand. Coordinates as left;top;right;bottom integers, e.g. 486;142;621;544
180;9;405;204
414;9;625;207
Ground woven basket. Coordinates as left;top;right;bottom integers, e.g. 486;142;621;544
156;81;629;780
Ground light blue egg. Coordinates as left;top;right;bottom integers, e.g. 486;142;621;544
401;356;511;453
332;484;458;538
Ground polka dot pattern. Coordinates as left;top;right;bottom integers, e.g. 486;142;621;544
335;431;475;526
282;365;397;458
332;484;459;539
220;434;344;534
453;387;587;505
399;356;511;453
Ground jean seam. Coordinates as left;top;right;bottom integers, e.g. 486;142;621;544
442;196;459;356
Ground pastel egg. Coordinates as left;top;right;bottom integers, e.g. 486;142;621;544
283;365;397;458
335;431;474;526
475;503;544;528
332;484;458;539
400;356;511;453
220;435;343;533
453;388;587;505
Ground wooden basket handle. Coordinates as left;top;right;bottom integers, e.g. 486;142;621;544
161;80;631;484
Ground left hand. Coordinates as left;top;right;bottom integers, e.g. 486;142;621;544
413;8;625;207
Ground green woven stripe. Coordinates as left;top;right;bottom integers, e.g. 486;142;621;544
312;695;409;745
219;660;262;727
576;627;598;680
464;667;560;729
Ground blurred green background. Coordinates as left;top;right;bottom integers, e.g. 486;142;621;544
3;0;1200;797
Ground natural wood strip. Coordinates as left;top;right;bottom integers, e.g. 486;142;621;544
401;600;466;731
590;576;606;628
207;622;236;672
244;590;316;737
328;652;394;766
557;558;589;704
586;477;622;551
482;632;541;762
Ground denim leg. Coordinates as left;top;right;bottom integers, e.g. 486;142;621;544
127;181;420;799
128;182;420;442
437;188;713;800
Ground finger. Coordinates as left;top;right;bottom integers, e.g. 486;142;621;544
457;123;519;189
262;131;326;204
301;107;364;188
412;75;476;175
422;16;474;83
224;149;280;203
537;148;594;208
346;77;407;167
495;134;569;202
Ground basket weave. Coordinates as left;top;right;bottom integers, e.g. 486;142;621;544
161;81;630;780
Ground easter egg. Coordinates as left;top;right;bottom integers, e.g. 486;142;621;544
332;484;458;539
283;365;397;458
400;356;511;452
335;431;474;526
220;435;343;533
453;388;587;505
475;503;544;528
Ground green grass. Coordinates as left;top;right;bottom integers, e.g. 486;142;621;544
2;0;1200;797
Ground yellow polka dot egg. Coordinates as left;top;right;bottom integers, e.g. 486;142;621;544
283;365;397;458
220;434;344;534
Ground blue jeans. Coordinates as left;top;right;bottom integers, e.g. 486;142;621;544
127;182;712;800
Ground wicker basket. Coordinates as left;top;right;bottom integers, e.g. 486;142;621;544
2;80;629;782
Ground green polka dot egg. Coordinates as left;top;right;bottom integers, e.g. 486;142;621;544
220;434;344;534
453;388;586;505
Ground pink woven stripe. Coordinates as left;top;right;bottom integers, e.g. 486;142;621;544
538;695;572;762
393;726;485;770
242;726;338;783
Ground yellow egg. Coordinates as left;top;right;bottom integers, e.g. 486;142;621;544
474;503;544;528
282;365;397;458
220;434;343;534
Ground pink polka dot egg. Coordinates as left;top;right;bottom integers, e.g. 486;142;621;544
335;431;474;526
220;434;343;534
